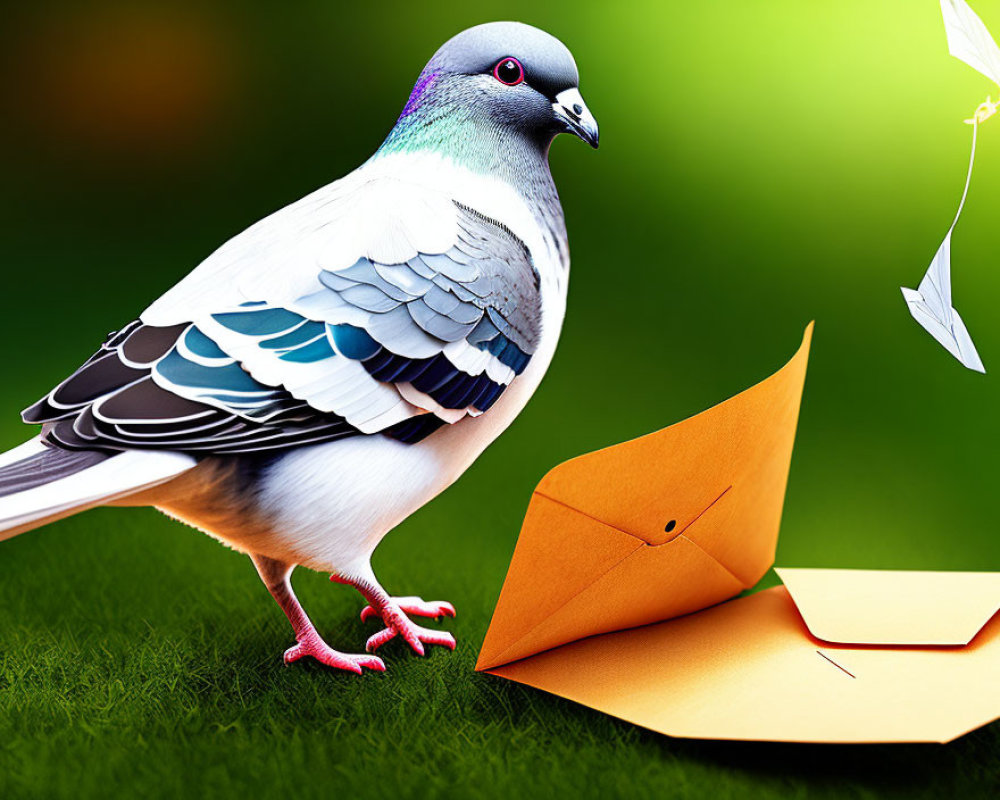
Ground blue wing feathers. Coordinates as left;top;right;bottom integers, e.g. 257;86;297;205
258;321;326;351
473;382;504;411
327;324;381;360
406;355;459;394
366;353;434;384
156;349;267;394
277;336;335;363
209;303;516;412
212;307;303;336
183;326;229;359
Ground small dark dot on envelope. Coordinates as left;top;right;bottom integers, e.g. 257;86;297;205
664;520;677;533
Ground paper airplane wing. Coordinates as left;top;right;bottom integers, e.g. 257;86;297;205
901;230;985;372
941;0;1000;85
476;324;812;671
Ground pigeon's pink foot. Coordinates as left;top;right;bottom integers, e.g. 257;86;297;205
251;555;385;675
331;574;457;656
359;596;456;623
283;631;385;674
363;603;457;655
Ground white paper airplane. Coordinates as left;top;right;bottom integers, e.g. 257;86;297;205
901;0;999;373
941;0;1000;86
901;229;984;372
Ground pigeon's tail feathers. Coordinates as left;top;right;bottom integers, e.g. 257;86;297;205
0;437;196;541
0;440;109;497
0;437;51;471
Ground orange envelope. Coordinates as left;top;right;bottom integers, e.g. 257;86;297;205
478;324;813;672
476;325;1000;743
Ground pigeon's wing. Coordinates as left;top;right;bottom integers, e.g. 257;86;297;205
24;180;543;453
941;0;1000;85
22;321;385;454
181;201;541;435
901;230;985;373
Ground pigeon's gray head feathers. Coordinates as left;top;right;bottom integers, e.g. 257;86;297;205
428;22;580;101
377;22;598;174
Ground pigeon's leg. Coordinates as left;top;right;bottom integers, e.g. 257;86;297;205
332;563;456;656
251;554;385;674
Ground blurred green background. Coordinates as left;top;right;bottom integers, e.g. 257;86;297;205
2;0;1000;797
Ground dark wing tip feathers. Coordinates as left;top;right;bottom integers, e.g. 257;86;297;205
24;323;371;456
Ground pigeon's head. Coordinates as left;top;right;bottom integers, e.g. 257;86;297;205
381;22;598;163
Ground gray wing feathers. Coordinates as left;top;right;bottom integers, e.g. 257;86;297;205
318;203;541;359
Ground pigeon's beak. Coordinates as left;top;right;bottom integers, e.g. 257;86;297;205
553;88;599;149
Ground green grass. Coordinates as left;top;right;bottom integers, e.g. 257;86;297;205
1;502;998;800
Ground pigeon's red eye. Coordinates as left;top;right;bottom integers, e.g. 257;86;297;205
493;57;524;86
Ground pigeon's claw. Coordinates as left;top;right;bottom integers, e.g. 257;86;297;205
363;602;457;656
359;596;456;623
283;634;386;674
331;573;457;657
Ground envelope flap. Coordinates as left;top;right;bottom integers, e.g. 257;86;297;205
777;568;1000;646
535;324;812;582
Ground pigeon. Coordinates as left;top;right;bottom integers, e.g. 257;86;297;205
0;21;598;673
